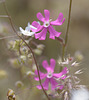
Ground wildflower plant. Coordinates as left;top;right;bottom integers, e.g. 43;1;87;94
0;0;88;100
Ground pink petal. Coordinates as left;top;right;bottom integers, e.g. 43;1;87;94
51;13;65;26
37;78;49;90
31;21;43;32
34;75;46;81
44;9;50;21
37;12;45;22
50;78;64;90
53;67;67;78
42;60;49;71
50;59;56;73
35;70;44;75
34;70;46;81
39;28;47;40
48;25;61;39
50;78;58;90
48;26;55;39
42;59;56;73
35;28;47;40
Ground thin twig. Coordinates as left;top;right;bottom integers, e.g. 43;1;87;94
62;0;72;61
3;2;50;100
0;35;17;40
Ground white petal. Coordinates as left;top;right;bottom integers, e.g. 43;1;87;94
19;27;35;36
28;22;30;27
19;27;24;32
25;23;31;31
30;25;37;30
21;31;35;36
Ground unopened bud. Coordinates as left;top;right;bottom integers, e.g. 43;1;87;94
33;49;42;55
26;71;34;77
7;89;15;100
20;46;28;54
15;81;24;88
20;55;26;63
37;44;45;50
32;64;37;72
28;53;32;58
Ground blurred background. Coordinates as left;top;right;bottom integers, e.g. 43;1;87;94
0;0;89;100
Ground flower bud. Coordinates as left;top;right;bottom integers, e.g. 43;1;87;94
26;71;34;77
27;53;32;58
15;81;24;88
20;55;26;63
32;64;37;72
20;46;28;54
7;89;15;100
37;44;45;50
33;49;42;55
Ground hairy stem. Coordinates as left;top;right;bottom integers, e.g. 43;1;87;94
3;2;50;100
62;0;73;61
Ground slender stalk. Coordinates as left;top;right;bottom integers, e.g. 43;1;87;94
0;35;17;40
62;0;72;61
3;2;50;100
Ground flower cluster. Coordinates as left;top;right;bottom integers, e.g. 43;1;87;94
19;9;65;40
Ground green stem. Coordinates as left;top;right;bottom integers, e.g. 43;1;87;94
62;0;73;61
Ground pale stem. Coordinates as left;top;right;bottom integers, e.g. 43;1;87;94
62;0;73;61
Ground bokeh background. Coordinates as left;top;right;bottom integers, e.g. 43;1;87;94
0;0;89;100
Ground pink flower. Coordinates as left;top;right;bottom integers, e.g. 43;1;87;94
34;59;67;90
32;9;65;40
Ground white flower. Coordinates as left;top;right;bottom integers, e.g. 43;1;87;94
71;88;89;100
19;22;37;36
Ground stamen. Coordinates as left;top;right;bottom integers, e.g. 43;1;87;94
44;21;50;28
47;71;53;78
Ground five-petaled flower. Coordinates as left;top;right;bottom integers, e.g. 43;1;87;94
19;22;37;36
34;59;67;90
32;9;65;40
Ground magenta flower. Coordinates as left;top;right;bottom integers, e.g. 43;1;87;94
34;59;67;90
32;9;65;40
